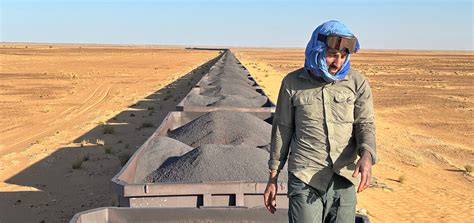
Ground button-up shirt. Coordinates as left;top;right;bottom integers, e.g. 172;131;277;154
269;68;377;191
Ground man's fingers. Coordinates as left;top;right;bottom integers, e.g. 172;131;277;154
263;192;270;209
363;172;372;191
271;193;277;207
263;188;277;213
264;190;274;213
358;170;367;193
270;198;276;213
352;163;360;178
270;191;277;212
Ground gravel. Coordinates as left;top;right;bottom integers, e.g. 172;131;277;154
182;51;269;108
200;83;262;98
168;112;271;148
210;95;268;107
146;144;288;183
183;94;268;108
133;137;193;183
200;75;255;86
182;94;221;106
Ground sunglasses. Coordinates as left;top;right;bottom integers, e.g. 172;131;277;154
317;34;358;54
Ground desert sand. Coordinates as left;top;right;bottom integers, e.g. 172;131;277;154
0;44;472;222
0;44;218;222
234;48;474;223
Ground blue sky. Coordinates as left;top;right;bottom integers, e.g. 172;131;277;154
1;0;473;50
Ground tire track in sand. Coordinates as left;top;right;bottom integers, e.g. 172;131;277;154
0;83;113;156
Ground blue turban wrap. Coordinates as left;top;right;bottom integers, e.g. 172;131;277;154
304;20;360;82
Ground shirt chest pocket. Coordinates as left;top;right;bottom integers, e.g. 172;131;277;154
293;94;323;122
332;91;355;123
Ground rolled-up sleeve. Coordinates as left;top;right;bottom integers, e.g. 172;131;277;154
353;77;378;164
268;80;295;171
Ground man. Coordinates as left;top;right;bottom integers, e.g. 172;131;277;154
263;20;377;223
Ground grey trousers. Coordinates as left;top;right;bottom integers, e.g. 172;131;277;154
287;172;356;223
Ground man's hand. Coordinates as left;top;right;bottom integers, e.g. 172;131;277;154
263;170;279;213
352;150;373;193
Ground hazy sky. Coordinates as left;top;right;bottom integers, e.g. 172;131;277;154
1;0;473;50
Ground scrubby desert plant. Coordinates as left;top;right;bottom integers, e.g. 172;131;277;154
398;175;406;184
163;95;172;101
464;165;473;173
103;125;115;134
140;122;154;129
41;107;50;113
104;146;113;154
72;154;89;169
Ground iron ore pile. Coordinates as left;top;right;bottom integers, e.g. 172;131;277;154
167;112;271;148
137;51;287;184
143;110;288;183
145;144;273;183
182;52;269;107
133;137;193;183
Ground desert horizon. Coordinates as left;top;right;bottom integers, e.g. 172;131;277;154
3;42;474;53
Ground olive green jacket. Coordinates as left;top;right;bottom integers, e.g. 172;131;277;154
269;68;377;191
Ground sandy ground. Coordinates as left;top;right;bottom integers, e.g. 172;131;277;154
0;44;219;222
1;44;472;222
234;48;474;223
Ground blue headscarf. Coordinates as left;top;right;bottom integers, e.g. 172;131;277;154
304;20;360;82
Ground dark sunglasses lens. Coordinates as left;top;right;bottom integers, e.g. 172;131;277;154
326;36;339;50
326;36;357;53
340;38;357;53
